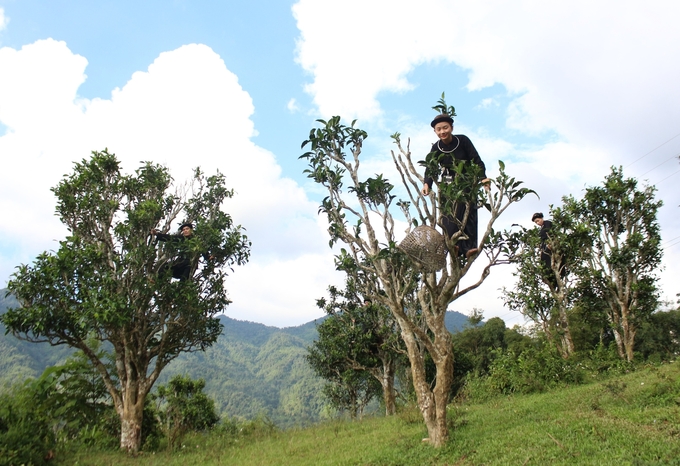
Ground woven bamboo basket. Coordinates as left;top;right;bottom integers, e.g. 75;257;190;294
398;225;448;272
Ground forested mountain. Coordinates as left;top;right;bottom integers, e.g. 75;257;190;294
0;292;73;384
0;289;470;426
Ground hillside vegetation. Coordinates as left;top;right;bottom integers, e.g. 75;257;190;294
0;290;469;427
60;360;680;465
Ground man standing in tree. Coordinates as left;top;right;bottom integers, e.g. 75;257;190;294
421;113;490;258
532;212;557;285
151;222;207;281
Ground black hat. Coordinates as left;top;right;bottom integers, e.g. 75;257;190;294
531;212;544;222
431;113;454;128
179;222;194;230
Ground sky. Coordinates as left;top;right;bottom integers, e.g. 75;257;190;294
1;0;679;328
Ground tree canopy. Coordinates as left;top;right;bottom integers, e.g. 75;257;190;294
1;149;250;452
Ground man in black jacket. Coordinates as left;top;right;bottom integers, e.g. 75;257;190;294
151;222;200;281
421;113;490;258
532;212;556;283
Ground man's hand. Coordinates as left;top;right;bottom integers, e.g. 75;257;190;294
481;178;491;192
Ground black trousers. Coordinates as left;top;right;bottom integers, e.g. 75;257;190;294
442;202;478;256
160;260;191;281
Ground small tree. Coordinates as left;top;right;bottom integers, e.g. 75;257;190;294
307;279;405;416
503;207;591;357
151;375;219;450
564;167;662;361
46;339;116;440
1;150;250;452
300;102;533;446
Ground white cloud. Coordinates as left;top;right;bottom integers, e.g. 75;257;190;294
476;98;498;110
292;0;680;153
286;98;299;113
0;39;333;327
292;0;680;322
227;252;343;327
293;0;439;120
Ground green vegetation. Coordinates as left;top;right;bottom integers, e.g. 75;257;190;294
1;104;675;460
1;151;251;451
300;98;536;446
504;167;663;362
307;280;406;418
150;375;220;451
52;361;680;465
1;291;468;429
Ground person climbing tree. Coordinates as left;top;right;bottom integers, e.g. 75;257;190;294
151;222;209;281
421;112;490;258
531;212;561;287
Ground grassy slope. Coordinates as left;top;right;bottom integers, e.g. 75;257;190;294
62;361;680;466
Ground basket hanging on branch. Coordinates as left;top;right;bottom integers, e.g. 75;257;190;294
398;225;448;272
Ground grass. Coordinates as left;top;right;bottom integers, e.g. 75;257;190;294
59;362;680;465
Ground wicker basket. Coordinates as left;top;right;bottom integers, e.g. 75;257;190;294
398;225;448;272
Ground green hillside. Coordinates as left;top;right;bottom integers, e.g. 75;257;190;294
0;292;73;387
160;316;328;427
62;360;680;465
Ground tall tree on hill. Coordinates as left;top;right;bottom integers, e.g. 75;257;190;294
299;100;534;446
307;278;406;417
503;207;591;357
1;150;250;452
563;167;662;361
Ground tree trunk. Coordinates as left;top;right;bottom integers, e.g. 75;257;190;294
551;284;574;358
606;305;626;359
116;367;149;453
611;326;625;359
397;314;453;447
430;337;453;447
556;305;574;358
382;359;397;416
621;309;636;362
120;394;144;452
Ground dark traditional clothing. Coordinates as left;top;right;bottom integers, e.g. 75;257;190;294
538;219;553;272
155;232;204;281
424;135;486;256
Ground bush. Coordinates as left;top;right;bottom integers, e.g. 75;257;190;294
151;375;219;451
0;382;56;466
462;345;585;401
635;309;680;362
577;343;635;376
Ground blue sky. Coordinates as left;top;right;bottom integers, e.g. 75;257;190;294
1;0;679;327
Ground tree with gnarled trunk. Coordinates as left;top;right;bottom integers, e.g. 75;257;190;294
1;150;250;452
563;166;662;362
300;106;533;446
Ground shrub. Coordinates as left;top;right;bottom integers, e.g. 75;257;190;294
0;382;56;466
462;345;585;401
151;375;219;450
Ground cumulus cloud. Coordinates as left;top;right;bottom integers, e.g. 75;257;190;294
0;39;337;326
294;0;680;146
293;0;437;120
292;0;680;320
